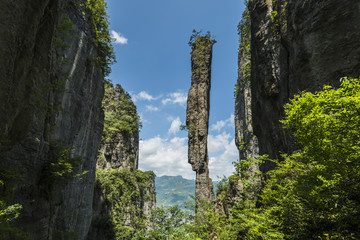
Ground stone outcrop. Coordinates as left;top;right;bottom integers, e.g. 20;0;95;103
236;0;360;173
97;84;139;170
0;1;107;239
234;3;260;179
87;169;156;240
186;34;215;209
215;177;243;217
87;83;156;240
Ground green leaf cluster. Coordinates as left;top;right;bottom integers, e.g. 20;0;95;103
0;202;25;239
95;168;155;239
86;0;116;76
229;77;360;239
39;141;85;200
45;141;83;183
188;30;217;50
134;200;230;240
237;1;251;53
236;0;251;89
103;83;142;141
270;1;288;34
146;205;194;240
0;171;27;239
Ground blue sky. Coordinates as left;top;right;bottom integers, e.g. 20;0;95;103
106;0;245;179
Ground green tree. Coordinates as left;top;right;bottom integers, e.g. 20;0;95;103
102;83;142;141
86;0;116;76
230;77;360;239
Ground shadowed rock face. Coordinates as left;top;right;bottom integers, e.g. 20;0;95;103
87;84;156;240
235;4;260;177
0;1;105;239
186;36;215;209
235;0;360;173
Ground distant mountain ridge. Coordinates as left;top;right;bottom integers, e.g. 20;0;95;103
155;175;195;209
155;175;219;209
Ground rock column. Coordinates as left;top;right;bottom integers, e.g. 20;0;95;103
186;34;215;210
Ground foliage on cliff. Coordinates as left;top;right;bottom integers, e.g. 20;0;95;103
235;0;251;96
102;83;141;141
95;168;155;239
0;171;24;239
229;77;360;239
144;78;360;239
188;30;216;50
87;0;116;76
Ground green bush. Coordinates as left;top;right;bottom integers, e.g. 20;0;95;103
229;77;360;239
102;83;141;141
86;0;116;76
95;168;155;239
188;30;216;50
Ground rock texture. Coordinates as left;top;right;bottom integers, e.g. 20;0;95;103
97;84;139;170
87;170;156;240
0;0;105;239
235;3;259;176
236;0;360;173
215;177;244;217
186;35;215;209
87;84;156;240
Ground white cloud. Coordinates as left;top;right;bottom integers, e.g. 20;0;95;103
209;138;238;180
146;105;160;112
168;117;182;135
111;30;128;44
210;120;227;132
138;112;149;124
208;132;232;153
133;91;157;102
162;92;187;106
210;114;235;132
139;136;195;179
139;132;238;180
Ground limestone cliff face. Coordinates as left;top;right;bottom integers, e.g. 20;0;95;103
87;170;156;240
0;0;105;239
186;35;215;209
87;84;156;240
236;0;360;172
97;84;139;170
235;2;259;171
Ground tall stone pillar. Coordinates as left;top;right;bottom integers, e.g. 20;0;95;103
186;33;215;210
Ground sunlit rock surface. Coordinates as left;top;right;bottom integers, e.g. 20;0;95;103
186;35;215;209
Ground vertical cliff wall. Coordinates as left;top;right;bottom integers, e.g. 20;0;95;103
87;83;156;240
235;1;259;168
0;0;108;239
97;84;140;171
186;34;215;209
236;0;360;172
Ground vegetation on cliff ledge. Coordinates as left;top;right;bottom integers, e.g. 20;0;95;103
229;77;360;239
87;0;116;76
95;168;155;239
137;77;360;240
102;82;142;141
